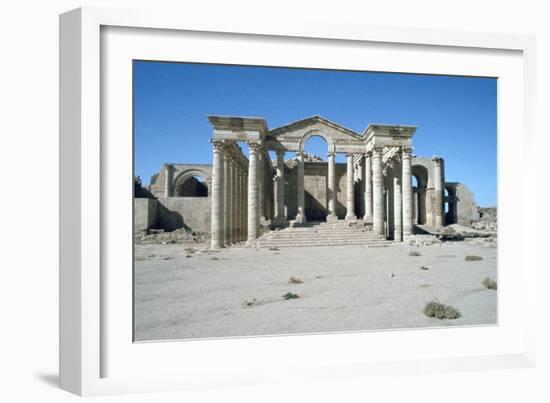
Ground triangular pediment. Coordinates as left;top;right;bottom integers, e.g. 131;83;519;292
267;115;362;140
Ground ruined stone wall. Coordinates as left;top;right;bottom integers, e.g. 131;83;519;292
133;196;211;233
134;198;158;232
455;183;479;225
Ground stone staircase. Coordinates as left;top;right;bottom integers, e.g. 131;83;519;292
254;220;392;248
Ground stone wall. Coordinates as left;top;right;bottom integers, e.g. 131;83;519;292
134;198;158;232
134;196;211;233
455;183;479;225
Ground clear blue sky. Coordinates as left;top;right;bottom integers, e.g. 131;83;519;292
134;61;497;206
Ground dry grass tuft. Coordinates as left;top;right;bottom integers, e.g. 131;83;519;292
465;255;483;261
423;300;461;320
408;251;421;257
282;292;300;300
482;277;497;290
288;276;303;284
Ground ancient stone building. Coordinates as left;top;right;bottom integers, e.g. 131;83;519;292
135;116;479;246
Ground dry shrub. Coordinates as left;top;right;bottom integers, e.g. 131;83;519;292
482;277;497;290
288;276;303;284
423;300;461;320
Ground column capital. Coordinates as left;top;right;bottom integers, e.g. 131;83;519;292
212;140;225;153
247;141;261;153
402;147;413;158
372;146;384;157
163;163;173;171
432;155;443;164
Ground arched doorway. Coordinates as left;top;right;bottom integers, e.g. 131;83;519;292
174;172;209;197
302;134;329;221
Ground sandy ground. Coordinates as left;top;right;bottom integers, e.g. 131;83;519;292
134;239;497;341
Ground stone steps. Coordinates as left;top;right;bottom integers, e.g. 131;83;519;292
255;222;391;248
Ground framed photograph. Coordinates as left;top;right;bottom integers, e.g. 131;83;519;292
60;6;537;396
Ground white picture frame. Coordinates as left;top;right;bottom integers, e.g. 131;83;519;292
59;6;537;396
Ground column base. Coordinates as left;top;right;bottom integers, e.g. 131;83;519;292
294;213;306;224
210;241;225;250
345;214;357;221
271;215;288;227
326;214;338;223
363;215;373;224
393;229;403;242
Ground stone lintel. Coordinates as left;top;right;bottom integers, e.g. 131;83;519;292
208;115;268;140
364;124;417;149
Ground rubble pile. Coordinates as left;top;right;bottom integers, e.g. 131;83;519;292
135;228;209;245
471;207;497;232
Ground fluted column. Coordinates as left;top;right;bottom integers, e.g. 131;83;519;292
357;154;364;218
258;152;265;223
210;142;224;249
393;161;403;241
363;152;373;222
402;148;414;235
231;159;238;242
274;150;286;224
239;168;245;241
433;156;445;227
345;154;356;221
372;147;385;236
295;151;306;223
243;168;248;240
327;152;337;222
164;163;173;197
247;142;260;243
224;152;233;245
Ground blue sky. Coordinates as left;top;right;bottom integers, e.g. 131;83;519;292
134;61;497;206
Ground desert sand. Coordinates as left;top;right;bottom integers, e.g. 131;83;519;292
134;239;497;341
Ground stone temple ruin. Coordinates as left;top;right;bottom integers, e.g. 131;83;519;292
135;115;480;248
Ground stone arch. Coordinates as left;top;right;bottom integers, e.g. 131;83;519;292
173;169;211;197
298;129;336;154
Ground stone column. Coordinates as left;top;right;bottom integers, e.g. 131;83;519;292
231;159;239;242
327;152;337;222
393;161;403;241
274;150;286;224
364;152;373;223
413;189;418;225
163;163;173;197
402;148;414;236
239;168;245;241
433;156;445;227
243;168;248;240
258;152;265;223
295;151;306;223
345;154;357;221
247;142;260;243
372;147;385;236
210;142;224;249
386;169;394;239
224;152;233;245
356;154;364;218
